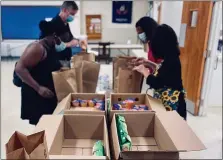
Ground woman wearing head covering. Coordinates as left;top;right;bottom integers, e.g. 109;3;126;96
15;20;62;125
133;24;187;120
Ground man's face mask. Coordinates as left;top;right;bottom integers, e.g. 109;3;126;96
66;15;74;22
138;32;147;43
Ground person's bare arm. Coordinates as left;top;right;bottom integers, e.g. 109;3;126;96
15;43;54;98
65;39;79;48
143;60;158;70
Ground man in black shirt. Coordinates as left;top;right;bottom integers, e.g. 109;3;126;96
51;1;79;62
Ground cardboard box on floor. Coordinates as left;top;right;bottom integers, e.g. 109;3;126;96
53;93;107;115
111;112;206;160
109;93;166;121
34;114;110;159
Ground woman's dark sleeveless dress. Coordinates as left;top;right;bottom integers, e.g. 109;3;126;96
21;41;61;125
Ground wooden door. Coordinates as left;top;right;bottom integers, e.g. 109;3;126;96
179;1;213;115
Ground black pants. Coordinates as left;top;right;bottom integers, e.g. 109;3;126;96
177;92;187;120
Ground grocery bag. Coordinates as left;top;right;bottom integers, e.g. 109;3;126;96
5;131;48;159
71;52;95;63
113;56;136;91
70;55;83;68
52;68;78;102
82;61;100;93
117;68;143;93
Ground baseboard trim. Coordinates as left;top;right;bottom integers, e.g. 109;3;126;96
186;99;195;115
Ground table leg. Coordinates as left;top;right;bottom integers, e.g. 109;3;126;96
118;49;127;56
127;49;130;56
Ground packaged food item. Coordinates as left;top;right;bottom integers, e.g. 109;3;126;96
139;105;149;110
95;103;105;111
133;105;139;110
116;114;126;123
88;100;95;107
92;140;105;156
72;100;80;107
125;100;134;109
80;100;88;107
113;104;122;110
116;115;132;151
93;98;103;103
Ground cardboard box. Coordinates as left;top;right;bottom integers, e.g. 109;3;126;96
109;93;166;121
111;112;206;159
53;93;107;115
34;114;110;159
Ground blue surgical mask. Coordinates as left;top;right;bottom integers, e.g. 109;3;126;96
66;15;74;22
55;42;66;52
138;32;147;43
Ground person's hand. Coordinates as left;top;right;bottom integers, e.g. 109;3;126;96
66;39;79;48
37;86;54;98
133;64;151;78
130;57;146;66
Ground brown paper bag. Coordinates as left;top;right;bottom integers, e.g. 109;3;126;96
52;68;78;102
5;131;48;159
75;66;83;93
117;68;143;93
81;61;100;93
70;56;83;68
71;52;95;63
113;56;136;90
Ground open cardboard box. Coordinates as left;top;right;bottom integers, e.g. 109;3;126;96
34;114;110;159
111;112;206;159
53;93;107;115
109;93;166;121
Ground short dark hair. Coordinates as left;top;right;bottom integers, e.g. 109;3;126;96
39;20;55;39
150;24;180;59
135;16;158;41
61;1;78;10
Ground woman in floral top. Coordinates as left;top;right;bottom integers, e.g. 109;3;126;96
133;24;187;120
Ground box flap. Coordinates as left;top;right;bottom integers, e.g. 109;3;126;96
146;95;166;113
111;114;121;160
156;111;206;151
53;94;71;114
33;115;63;150
121;151;179;159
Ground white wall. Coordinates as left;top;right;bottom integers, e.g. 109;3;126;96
207;4;222;107
81;0;148;43
208;55;222;107
151;1;161;22
160;1;183;37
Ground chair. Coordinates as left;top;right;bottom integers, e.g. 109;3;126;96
96;42;112;64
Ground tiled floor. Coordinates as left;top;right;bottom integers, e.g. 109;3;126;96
1;60;222;159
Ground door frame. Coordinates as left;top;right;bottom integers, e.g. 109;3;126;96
199;1;222;116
